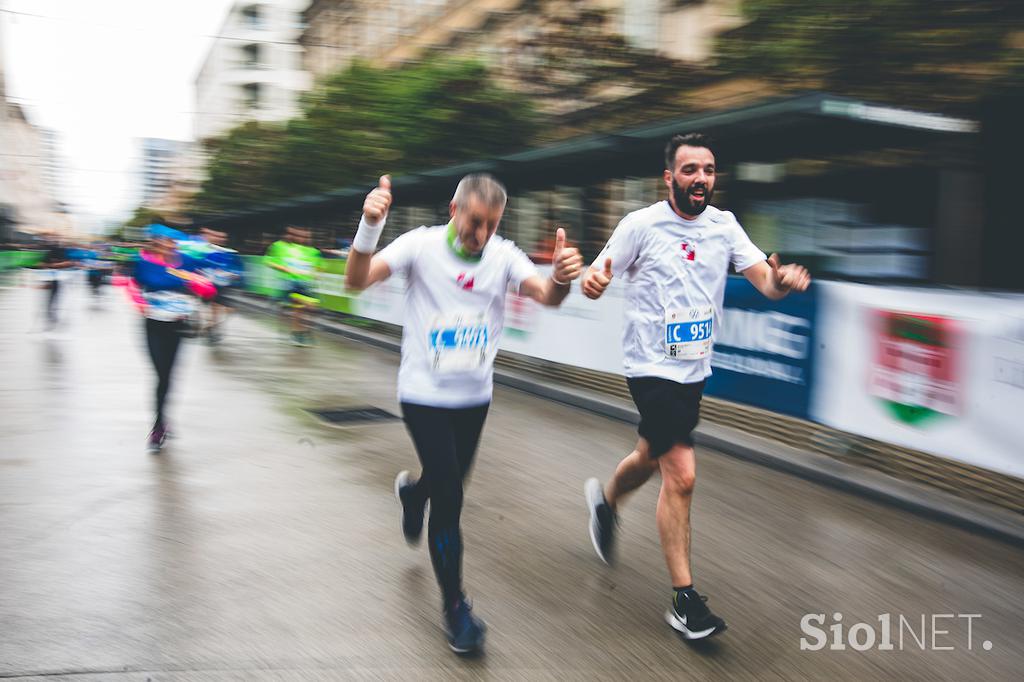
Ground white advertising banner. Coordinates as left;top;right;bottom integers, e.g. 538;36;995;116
350;265;628;373
498;272;627;373
348;269;1024;480
348;267;818;409
812;282;1024;480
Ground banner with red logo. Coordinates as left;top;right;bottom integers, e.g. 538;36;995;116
813;282;1024;480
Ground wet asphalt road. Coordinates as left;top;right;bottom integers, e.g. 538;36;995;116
1;278;1022;680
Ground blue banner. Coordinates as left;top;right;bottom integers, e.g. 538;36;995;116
704;276;817;418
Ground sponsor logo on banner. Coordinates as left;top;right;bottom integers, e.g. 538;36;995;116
504;292;536;338
705;277;816;418
869;311;962;425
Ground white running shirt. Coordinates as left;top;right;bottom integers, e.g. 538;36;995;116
594;201;766;385
377;224;539;408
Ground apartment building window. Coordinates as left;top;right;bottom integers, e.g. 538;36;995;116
241;5;263;29
242;83;261;110
241;43;262;68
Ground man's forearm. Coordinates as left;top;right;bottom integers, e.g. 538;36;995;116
345;248;372;290
764;280;789;300
541;277;571;306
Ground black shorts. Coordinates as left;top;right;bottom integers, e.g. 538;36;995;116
212;286;233;305
279;281;313;304
626;377;706;458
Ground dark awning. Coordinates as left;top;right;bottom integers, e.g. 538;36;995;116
200;93;977;228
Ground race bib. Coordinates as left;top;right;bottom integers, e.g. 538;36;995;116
146;291;195;321
429;312;490;374
203;268;237;286
665;306;714;360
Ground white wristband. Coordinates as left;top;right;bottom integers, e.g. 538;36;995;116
353;215;385;253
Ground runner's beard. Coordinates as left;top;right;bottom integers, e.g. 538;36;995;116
672;178;712;217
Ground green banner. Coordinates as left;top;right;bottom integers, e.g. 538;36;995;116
0;250;45;270
314;258;353;314
241;255;284;297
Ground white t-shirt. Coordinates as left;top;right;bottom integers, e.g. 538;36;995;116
377;223;539;408
595;201;766;385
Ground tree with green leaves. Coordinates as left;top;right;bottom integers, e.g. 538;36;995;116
715;0;1024;111
123;206;166;229
191;58;537;215
193;121;290;214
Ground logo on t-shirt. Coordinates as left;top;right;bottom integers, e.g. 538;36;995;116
681;242;697;262
456;272;475;291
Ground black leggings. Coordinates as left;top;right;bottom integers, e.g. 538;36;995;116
46;280;60;324
145;319;185;428
401;402;489;606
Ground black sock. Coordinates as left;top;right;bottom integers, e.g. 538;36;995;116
673;585;696;608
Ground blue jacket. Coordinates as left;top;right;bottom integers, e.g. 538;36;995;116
133;253;203;292
202;249;244;286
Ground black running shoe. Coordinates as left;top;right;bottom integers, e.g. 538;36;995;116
444;597;486;655
394;470;425;544
146;424;167;454
666;588;727;639
585;478;616;564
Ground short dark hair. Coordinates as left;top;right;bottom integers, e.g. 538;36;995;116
664;132;715;171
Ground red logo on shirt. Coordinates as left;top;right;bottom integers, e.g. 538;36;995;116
457;272;475;291
681;242;696;261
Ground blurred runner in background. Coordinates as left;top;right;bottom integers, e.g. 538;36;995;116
33;233;74;330
265;226;322;347
126;225;216;453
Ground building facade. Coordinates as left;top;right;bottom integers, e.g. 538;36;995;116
301;0;744;78
299;0;753;129
0;45;71;238
139;138;185;206
194;0;312;144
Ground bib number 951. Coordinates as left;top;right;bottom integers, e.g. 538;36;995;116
665;307;714;360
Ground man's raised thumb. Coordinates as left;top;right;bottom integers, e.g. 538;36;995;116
379;174;391;191
553;227;565;254
604;257;613;277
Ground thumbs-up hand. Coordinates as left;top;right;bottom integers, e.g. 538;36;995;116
582;256;614;300
363;174;392;224
552;227;565;260
768;253;811;293
551;227;583;286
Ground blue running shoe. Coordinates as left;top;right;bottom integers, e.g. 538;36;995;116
444;597;486;655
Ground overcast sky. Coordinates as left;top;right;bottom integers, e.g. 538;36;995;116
2;0;236;229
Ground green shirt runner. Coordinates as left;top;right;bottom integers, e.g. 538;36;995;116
265;240;322;282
